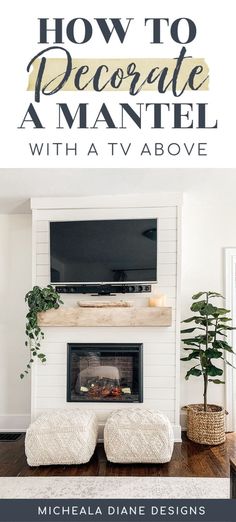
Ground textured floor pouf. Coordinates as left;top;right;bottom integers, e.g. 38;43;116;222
25;410;98;466
104;408;174;463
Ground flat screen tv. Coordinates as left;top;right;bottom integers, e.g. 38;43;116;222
50;218;158;284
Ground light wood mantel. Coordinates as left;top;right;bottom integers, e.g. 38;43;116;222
37;306;172;328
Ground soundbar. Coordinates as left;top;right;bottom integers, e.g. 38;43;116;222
55;284;152;295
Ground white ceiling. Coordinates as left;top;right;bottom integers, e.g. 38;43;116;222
0;168;235;213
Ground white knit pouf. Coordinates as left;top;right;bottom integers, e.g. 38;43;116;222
104;408;174;463
25;410;98;466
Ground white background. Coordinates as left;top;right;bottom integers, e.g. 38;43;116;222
0;0;235;167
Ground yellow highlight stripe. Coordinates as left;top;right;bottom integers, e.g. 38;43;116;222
27;57;209;92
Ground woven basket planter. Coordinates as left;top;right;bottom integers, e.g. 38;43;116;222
186;404;226;445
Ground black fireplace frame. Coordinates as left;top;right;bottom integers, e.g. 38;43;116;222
67;342;143;403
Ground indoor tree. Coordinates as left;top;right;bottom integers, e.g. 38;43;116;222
181;291;235;411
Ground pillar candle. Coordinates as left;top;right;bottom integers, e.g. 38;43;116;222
149;294;167;307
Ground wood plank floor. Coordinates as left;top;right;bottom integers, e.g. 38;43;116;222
0;433;236;477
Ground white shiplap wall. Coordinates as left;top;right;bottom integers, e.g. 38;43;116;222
31;194;182;441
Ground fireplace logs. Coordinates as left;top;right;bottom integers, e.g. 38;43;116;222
80;377;125;399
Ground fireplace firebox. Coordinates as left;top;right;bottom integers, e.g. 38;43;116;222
67;343;143;403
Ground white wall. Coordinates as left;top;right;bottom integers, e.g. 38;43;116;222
31;196;181;441
181;190;236;412
1;169;236;430
0;214;31;430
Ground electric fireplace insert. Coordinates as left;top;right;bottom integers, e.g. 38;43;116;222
67;343;143;403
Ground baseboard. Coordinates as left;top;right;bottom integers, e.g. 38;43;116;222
0;415;183;439
173;424;182;442
180;410;187;431
0;414;31;432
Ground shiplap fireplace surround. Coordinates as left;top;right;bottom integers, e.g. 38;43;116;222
31;193;182;441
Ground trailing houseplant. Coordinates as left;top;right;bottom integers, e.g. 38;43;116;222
181;291;235;444
20;285;63;379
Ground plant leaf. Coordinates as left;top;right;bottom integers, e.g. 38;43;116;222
191;300;206;312
205;349;222;359
181;350;201;361
182;347;200;351
200;304;217;316
213;340;235;353
213;308;230;316
181;327;201;334
185;366;202;380
206;364;223;377
208;292;224;298
208;379;225;384
192;292;207;300
181;316;200;324
218;325;236;331
182;341;201;348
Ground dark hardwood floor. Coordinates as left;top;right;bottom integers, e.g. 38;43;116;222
0;432;236;477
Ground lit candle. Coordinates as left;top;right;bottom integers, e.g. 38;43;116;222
149;294;167;307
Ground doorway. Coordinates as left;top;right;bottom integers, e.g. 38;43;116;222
225;248;236;431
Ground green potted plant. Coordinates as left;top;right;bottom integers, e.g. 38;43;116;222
20;285;63;378
181;291;235;445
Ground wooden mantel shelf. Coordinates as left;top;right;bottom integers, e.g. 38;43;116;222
37;306;172;328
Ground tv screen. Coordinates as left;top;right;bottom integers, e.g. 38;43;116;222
50;218;158;284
